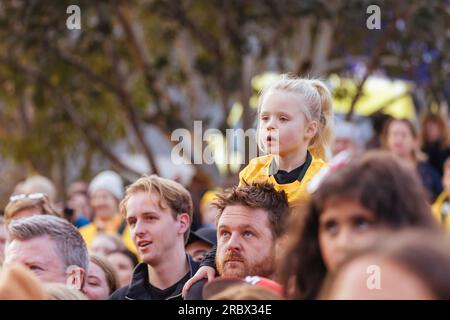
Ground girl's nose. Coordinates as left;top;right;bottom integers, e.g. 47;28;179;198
266;120;276;131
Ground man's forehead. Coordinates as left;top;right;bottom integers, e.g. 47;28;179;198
218;205;269;226
6;236;55;261
8;235;52;249
126;191;165;216
221;205;268;218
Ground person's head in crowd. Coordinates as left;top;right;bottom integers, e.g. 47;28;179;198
110;175;195;300
120;175;192;266
332;121;362;157
4;193;61;225
91;233;126;256
107;249;139;288
280;151;439;299
44;283;88;300
67;188;92;222
0;216;6;265
214;182;289;279
383;118;443;201
381;118;424;163
256;76;334;161
89;170;124;221
185;227;217;262
68;181;89;197
4;215;89;290
199;191;220;227
83;254;119;300
320;230;450;300
13;175;58;204
205;277;283;300
0;263;46;300
420;112;450;148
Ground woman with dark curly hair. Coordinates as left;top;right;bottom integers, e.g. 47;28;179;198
279;151;440;299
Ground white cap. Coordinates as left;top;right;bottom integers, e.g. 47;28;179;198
88;170;124;200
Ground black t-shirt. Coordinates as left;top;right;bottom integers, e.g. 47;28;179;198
148;271;191;300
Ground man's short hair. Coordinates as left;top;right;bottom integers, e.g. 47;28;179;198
7;215;89;272
214;182;289;238
120;175;193;243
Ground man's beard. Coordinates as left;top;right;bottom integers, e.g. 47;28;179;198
216;249;275;279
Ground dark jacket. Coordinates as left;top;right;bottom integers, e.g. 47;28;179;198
110;254;200;300
417;162;443;201
200;245;217;268
423;141;450;176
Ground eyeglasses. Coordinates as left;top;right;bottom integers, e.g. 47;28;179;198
9;192;47;203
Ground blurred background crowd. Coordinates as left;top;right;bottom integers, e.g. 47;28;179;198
0;0;449;300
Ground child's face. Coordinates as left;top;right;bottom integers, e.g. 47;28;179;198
258;90;315;156
318;199;378;273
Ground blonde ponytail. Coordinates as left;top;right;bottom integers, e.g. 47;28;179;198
308;80;334;161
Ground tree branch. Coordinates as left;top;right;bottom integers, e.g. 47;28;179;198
102;39;160;176
0;56;142;177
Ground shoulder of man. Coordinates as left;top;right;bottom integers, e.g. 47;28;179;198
109;285;130;300
184;279;208;300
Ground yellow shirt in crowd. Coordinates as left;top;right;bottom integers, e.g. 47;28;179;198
239;153;326;207
432;191;450;231
79;215;137;255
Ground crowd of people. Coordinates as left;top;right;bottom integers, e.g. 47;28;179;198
0;75;450;300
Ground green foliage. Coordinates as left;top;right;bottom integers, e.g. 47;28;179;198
0;0;447;180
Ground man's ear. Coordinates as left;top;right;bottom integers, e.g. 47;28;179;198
66;265;85;291
304;120;319;140
177;213;191;236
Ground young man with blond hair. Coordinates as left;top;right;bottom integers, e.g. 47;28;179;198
110;175;200;300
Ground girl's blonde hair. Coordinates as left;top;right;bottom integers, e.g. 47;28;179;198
257;75;334;161
44;283;88;300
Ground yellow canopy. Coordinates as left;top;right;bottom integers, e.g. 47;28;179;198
330;74;416;120
250;72;416;120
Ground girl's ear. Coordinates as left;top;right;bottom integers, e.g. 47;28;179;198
305;120;319;140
